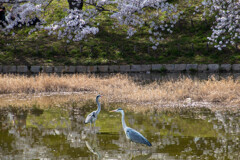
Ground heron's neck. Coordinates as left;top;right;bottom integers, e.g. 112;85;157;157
120;111;127;130
96;97;101;114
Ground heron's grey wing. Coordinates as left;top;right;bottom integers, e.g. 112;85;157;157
126;128;152;146
84;111;96;124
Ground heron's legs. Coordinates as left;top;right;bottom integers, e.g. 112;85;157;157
93;122;96;133
130;142;133;159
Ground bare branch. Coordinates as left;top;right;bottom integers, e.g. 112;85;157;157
43;0;54;10
0;0;28;3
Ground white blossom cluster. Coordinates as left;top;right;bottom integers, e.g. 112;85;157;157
44;9;99;42
197;0;240;50
110;0;180;49
2;2;42;33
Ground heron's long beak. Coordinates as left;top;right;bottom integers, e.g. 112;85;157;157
110;109;117;112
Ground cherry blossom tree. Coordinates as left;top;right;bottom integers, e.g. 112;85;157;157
197;0;240;50
0;0;239;50
0;0;180;49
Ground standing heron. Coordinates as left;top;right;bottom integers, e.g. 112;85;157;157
84;95;102;127
110;108;152;146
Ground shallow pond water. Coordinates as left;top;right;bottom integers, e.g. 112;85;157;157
0;104;239;160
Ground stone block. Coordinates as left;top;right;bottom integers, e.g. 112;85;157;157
17;66;28;73
30;66;41;73
152;64;163;71
141;65;151;72
198;64;208;72
162;64;174;72
87;66;97;73
109;65;119;73
131;65;141;72
119;65;131;72
233;73;240;79
3;65;16;73
186;64;198;71
54;66;64;73
208;64;219;72
65;66;76;73
76;66;87;73
43;66;53;73
220;64;231;72
98;65;109;73
174;64;186;72
232;64;240;72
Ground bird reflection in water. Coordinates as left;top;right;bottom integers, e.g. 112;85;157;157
85;141;102;160
131;153;152;160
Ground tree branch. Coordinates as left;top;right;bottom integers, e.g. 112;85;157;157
84;2;116;13
1;0;28;4
44;0;54;11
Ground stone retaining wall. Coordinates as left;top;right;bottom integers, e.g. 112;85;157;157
0;64;240;73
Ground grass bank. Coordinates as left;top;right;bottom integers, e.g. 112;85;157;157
0;0;240;65
0;74;239;111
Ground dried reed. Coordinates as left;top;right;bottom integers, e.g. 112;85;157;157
0;74;239;110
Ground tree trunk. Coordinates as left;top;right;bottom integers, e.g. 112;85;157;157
67;0;83;10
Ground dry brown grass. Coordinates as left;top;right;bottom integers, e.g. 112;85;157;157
0;74;239;111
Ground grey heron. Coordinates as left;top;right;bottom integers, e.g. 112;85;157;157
84;95;102;127
110;108;152;146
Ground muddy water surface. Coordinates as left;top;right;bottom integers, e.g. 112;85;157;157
0;101;239;160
